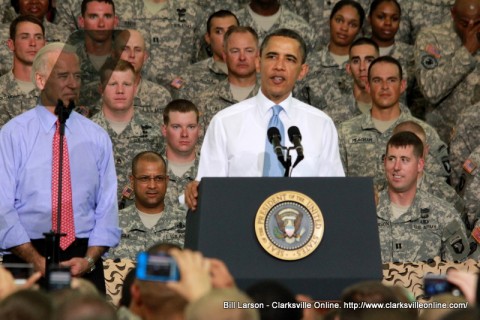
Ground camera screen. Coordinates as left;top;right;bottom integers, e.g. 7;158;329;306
3;263;33;285
49;269;71;290
424;278;453;296
147;255;172;277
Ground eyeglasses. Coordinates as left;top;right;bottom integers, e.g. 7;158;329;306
133;175;167;184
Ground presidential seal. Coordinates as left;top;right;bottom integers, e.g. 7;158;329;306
255;191;324;260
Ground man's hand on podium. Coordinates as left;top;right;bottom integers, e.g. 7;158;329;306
185;180;200;211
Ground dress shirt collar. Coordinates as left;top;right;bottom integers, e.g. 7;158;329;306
257;89;293;121
36;104;75;134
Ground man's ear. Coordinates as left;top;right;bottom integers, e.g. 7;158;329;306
7;39;14;52
35;73;46;90
297;63;309;81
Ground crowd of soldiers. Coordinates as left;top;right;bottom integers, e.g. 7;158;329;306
2;0;480;264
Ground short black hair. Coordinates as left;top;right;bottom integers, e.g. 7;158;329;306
9;15;45;40
386;131;424;159
330;0;366;29
260;28;308;64
349;37;379;56
163;99;199;124
369;0;401;18
368;55;403;80
81;0;115;16
206;10;239;34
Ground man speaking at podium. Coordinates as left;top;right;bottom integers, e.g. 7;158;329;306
186;29;345;210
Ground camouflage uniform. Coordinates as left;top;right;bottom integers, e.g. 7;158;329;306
120;0;206;86
414;20;480;144
461;146;480;230
0;71;39;128
376;188;469;263
54;0;80;32
44;20;71;43
450;102;480;189
234;4;318;52
419;172;464;216
377;171;464;216
164;156;199;207
108;204;187;261
200;78;260;131
193;0;246;14
71;33;110;88
337;107;450;188
0;23;12;76
81;78;172;121
171;58;227;106
92;110;165;201
57;0;205;86
296;46;350;112
396;0;454;45
0;1;16;24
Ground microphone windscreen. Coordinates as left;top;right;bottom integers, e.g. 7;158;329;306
288;126;302;142
267;127;281;143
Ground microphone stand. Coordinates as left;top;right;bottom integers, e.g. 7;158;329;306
43;99;75;290
279;146;304;177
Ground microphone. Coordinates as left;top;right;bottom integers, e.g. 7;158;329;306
288;126;304;168
267;127;283;158
288;126;304;158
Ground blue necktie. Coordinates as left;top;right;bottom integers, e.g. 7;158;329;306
263;105;285;177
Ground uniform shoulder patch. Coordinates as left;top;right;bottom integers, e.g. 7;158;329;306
463;158;478;175
425;44;441;59
421;54;438;70
472;226;480;244
170;77;184;89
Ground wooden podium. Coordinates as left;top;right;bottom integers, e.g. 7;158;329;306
185;177;382;299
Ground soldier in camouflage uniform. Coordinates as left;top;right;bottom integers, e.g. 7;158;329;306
459;145;480;255
199;26;260;132
450;101;480;189
171;10;239;105
234;0;318;53
0;16;45;128
338;57;450;190
306;38;379;127
296;0;365;110
82;29;172;120
387;121;464;214
161;100;200;207
377;131;469;263
5;0;70;42
201;79;261;132
414;0;480;144
109;151;186;261
71;0;118;101
56;1;221;87
91;59;165;204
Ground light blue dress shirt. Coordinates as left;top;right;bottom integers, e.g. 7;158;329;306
0;105;120;251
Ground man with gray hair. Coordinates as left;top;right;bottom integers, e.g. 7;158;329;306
0;42;120;293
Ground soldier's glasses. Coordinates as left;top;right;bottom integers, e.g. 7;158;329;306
133;175;167;184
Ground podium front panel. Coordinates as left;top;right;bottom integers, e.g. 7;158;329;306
185;177;382;299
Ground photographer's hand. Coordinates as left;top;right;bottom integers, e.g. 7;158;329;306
447;269;478;305
167;248;211;302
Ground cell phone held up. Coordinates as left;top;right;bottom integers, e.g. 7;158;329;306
424;273;461;297
136;252;179;282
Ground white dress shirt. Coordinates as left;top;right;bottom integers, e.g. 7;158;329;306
197;90;345;178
